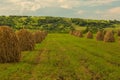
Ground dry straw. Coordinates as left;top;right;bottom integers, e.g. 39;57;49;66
117;30;120;36
104;31;115;42
0;26;21;63
77;31;83;37
33;31;42;43
41;31;47;40
16;29;35;51
86;31;93;39
74;31;79;36
96;31;104;41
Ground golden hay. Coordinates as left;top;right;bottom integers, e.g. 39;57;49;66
16;29;35;51
104;31;115;42
0;26;21;63
117;30;120;36
86;31;93;39
74;31;79;36
96;31;104;41
33;31;42;43
40;31;47;40
103;30;106;35
76;31;83;37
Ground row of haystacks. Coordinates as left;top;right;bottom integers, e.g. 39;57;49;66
0;26;47;63
70;30;119;42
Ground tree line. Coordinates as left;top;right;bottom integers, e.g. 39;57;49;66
0;16;120;33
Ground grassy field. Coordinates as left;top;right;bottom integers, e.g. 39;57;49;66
0;33;120;80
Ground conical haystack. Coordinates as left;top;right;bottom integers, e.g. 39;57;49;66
40;31;47;40
117;30;120;36
104;31;115;42
96;31;104;41
16;29;35;51
0;26;21;63
77;31;83;37
86;31;93;39
33;31;42;43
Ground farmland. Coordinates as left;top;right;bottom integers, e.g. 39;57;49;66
0;33;120;80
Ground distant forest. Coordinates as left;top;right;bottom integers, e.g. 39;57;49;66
0;16;120;33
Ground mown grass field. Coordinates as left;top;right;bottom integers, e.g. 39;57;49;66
0;33;120;80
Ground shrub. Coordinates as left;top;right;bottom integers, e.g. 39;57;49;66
0;26;21;63
96;31;104;41
86;31;93;39
16;29;35;51
104;31;115;42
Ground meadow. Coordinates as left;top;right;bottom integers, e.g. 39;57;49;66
0;33;120;80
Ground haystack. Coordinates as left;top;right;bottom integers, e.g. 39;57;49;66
33;31;42;43
77;31;83;37
41;31;47;40
74;31;79;36
16;29;35;51
104;31;115;42
103;30;106;35
117;30;120;36
86;31;93;39
0;26;21;63
96;31;104;41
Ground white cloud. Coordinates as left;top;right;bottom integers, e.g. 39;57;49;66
83;0;118;6
108;7;120;14
58;0;80;9
94;7;120;20
0;0;118;12
96;7;120;15
0;0;119;20
77;10;84;14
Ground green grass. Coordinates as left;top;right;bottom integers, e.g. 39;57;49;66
0;33;120;80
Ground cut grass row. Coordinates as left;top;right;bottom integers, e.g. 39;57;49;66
0;33;120;80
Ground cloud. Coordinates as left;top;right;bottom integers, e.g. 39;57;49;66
82;0;119;6
0;0;118;12
96;7;120;15
94;7;120;20
0;0;120;20
108;7;120;14
77;10;85;14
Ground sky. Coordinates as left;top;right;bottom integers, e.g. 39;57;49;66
0;0;120;20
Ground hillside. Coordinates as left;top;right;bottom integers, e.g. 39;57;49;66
0;16;120;33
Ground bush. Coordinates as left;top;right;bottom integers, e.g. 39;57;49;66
96;31;104;41
104;31;115;42
0;26;21;63
16;29;35;51
86;31;93;39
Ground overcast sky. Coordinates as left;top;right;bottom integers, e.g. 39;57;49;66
0;0;120;20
